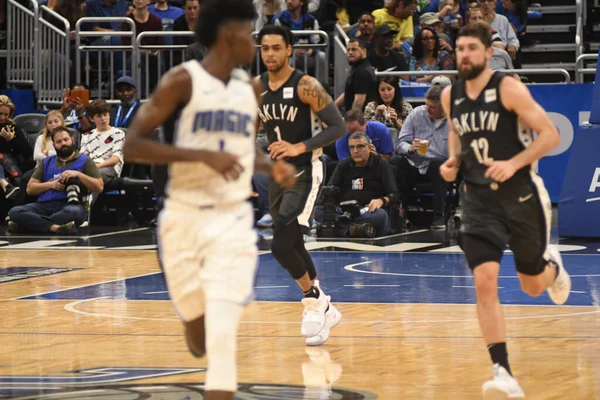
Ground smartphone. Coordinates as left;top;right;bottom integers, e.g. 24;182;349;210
70;89;90;107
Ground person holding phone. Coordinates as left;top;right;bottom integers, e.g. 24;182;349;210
60;84;92;132
0;95;34;201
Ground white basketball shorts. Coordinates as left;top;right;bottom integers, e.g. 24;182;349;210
157;199;258;322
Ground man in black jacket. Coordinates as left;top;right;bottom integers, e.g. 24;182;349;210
328;132;398;237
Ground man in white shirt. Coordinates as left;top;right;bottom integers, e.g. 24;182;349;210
80;99;126;186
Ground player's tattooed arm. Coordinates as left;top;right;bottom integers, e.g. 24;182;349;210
293;75;346;153
298;75;333;112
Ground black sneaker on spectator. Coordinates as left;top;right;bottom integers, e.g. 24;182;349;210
4;183;20;200
7;221;21;233
431;215;446;231
56;221;77;234
348;223;376;238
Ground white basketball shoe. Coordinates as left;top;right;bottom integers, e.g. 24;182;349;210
546;245;571;305
301;280;330;337
305;301;342;346
482;364;525;399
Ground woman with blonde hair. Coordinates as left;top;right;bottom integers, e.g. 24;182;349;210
33;111;65;162
0;95;33;201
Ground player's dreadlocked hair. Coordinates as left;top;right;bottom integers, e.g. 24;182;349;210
195;0;257;48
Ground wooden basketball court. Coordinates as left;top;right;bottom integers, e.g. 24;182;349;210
0;228;599;399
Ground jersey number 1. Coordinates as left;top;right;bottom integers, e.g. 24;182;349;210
470;137;493;164
219;139;225;151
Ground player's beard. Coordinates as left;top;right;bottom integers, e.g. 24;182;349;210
458;61;486;80
266;59;286;73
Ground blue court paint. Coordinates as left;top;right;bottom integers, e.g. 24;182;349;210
0;267;79;284
19;252;600;306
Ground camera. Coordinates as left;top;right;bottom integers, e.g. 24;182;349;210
317;186;340;237
65;178;81;204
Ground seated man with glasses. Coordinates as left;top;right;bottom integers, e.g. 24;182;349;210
324;132;399;238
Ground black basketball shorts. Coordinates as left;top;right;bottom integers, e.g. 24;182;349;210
458;175;552;275
268;158;324;232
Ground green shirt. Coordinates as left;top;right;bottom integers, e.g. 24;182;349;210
32;151;102;182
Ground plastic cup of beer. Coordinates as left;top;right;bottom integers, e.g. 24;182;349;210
417;140;429;155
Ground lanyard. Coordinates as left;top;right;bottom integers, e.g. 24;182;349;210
115;101;137;127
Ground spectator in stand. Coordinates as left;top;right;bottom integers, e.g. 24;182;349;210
496;0;528;41
372;0;417;50
173;0;199;46
0;95;33;201
149;0;183;69
328;132;399;238
349;12;376;49
466;10;515;73
254;0;285;32
121;0;163;94
149;0;184;34
422;0;469;24
364;76;412;131
479;0;519;60
368;24;409;75
467;7;504;49
272;0;328;84
82;0;129;37
7;127;103;234
389;84;450;230
46;0;85;39
336;108;394;160
436;0;463;37
409;26;455;82
33;111;64;163
172;0;200;65
335;39;377;112
59;84;92;133
82;0;129;75
110;76;140;129
81;100;125;187
402;12;454;62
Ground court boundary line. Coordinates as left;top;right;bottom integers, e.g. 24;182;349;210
9;271;161;301
13;298;600;308
63;297;600;323
1;331;599;340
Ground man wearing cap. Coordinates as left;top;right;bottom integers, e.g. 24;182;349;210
368;24;409;74
110;76;140;129
402;12;455;61
389;83;452;230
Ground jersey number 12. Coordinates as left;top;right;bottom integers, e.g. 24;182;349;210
470;137;493;164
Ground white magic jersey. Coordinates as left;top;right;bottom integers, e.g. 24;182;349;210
167;61;257;207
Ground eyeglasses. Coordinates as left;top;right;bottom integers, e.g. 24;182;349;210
422;36;436;41
349;144;368;151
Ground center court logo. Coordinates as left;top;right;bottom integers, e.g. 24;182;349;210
0;383;379;399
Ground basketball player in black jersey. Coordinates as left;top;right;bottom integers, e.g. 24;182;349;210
439;22;571;399
257;24;346;346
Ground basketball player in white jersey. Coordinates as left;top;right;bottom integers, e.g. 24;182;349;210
257;25;346;346
123;1;296;399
